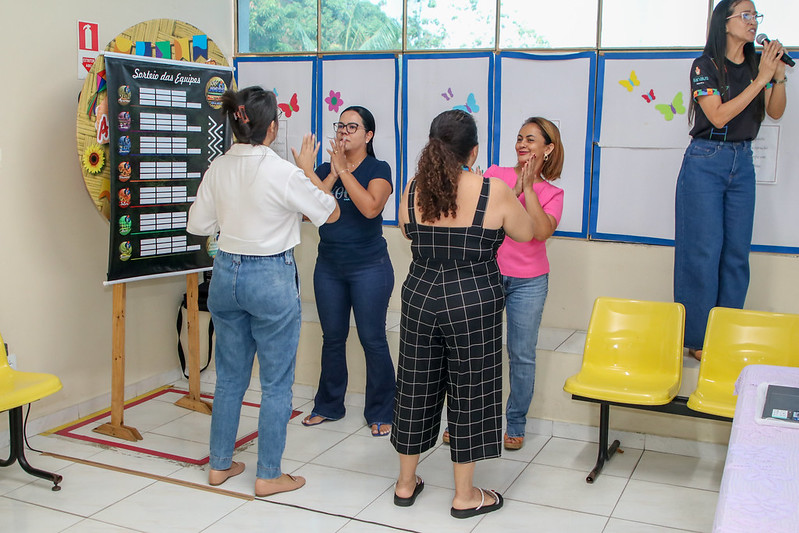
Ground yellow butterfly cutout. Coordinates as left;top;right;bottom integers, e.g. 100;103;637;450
655;92;687;121
618;70;640;92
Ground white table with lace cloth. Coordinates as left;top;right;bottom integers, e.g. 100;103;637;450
713;364;799;532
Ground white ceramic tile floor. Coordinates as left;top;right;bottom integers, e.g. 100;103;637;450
3;357;724;533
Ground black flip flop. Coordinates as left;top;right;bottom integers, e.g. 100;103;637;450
394;476;424;507
450;489;503;519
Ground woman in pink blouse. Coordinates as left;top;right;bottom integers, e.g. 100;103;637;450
485;117;564;450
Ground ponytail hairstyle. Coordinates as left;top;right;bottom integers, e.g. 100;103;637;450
414;109;478;223
690;0;764;124
342;105;376;157
522;117;564;181
221;86;278;146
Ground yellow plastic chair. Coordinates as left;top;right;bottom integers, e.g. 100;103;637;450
0;332;63;490
687;307;799;418
564;297;685;483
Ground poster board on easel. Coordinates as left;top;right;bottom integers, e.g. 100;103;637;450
100;52;233;438
77;25;232;440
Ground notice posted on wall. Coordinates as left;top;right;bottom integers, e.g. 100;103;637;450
104;52;234;283
753;124;779;184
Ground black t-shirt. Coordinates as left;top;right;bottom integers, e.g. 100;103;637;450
689;55;765;141
315;156;392;266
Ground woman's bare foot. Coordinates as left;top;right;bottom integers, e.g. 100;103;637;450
254;473;306;497
301;414;329;426
371;423;391;436
394;474;421;499
208;461;245;486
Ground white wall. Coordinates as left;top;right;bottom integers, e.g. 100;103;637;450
0;1;233;426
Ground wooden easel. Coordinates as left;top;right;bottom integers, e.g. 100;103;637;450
93;283;142;441
174;273;213;414
94;273;211;442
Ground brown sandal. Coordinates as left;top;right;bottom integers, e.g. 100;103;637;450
688;349;702;361
503;434;524;450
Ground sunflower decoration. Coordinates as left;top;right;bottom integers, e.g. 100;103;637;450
83;143;106;174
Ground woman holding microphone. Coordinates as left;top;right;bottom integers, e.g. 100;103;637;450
674;0;787;359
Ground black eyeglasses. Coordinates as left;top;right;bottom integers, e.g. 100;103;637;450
333;122;362;134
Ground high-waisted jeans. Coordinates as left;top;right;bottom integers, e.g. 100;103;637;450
208;249;300;480
674;138;755;349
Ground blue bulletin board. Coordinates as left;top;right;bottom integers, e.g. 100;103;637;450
235;51;799;254
235;55;401;224
593;51;799;253
494;51;595;238
402;52;494;187
234;56;317;166
319;55;401;224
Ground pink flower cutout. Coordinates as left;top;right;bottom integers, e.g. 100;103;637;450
325;90;344;112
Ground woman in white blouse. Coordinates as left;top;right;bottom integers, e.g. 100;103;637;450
188;86;338;497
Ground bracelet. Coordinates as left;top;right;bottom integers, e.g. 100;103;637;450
774;77;788;84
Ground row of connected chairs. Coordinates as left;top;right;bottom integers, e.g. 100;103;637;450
0;332;63;490
563;297;799;483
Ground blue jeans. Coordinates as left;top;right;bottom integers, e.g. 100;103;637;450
674;138;755;349
504;274;548;438
312;254;396;425
208;249;301;480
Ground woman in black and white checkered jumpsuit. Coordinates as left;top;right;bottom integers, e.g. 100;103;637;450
391;110;538;518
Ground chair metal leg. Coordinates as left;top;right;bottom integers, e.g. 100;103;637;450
1;407;62;490
586;402;622;484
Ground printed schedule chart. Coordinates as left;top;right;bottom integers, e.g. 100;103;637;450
105;53;232;282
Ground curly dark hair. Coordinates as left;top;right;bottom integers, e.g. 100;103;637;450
414;110;477;223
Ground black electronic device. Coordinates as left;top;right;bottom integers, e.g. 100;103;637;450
761;384;799;422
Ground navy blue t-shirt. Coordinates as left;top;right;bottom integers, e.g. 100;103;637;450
315;156;392;266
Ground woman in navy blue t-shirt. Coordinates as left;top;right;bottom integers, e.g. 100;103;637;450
301;106;396;436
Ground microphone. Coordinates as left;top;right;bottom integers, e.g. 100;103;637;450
756;34;795;67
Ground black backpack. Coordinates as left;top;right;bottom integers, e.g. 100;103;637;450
176;275;214;378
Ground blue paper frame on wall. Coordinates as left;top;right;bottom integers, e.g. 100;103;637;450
593;51;799;255
591;51;699;247
402;52;495;190
234;55;318;141
494;51;596;239
234;55;403;225
318;54;402;225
